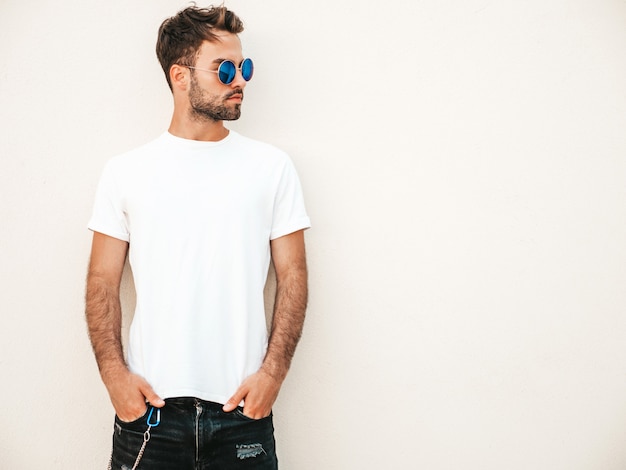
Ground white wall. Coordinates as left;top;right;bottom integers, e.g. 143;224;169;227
1;0;626;468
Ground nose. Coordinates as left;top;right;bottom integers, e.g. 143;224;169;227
230;68;247;89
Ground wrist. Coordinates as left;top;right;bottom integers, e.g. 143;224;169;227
260;361;287;383
100;361;130;386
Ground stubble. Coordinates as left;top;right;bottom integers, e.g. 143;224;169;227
188;73;242;122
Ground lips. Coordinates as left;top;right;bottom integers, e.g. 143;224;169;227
226;91;244;101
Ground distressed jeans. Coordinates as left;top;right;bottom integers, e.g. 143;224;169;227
110;397;278;470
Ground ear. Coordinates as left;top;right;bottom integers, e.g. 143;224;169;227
170;64;189;91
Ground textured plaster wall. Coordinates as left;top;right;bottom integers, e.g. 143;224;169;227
1;1;626;468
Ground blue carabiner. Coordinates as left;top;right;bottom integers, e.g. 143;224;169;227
146;406;161;427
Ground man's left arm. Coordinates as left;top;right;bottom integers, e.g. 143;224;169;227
223;229;308;418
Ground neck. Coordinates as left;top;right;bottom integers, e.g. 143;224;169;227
168;109;230;142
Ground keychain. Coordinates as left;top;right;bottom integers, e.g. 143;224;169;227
108;406;161;470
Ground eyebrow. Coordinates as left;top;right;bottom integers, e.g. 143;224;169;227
211;57;244;65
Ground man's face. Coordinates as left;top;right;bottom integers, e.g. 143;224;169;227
187;33;247;122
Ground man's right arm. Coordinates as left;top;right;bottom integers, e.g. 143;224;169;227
85;232;164;421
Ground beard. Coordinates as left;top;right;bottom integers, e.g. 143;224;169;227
188;73;242;122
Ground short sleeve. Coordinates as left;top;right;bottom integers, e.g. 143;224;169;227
87;160;130;242
270;158;311;240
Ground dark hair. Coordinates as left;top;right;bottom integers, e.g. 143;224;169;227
156;4;244;90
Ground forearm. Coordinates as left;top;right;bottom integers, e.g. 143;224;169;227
85;267;165;417
262;264;308;382
85;272;127;382
222;230;308;415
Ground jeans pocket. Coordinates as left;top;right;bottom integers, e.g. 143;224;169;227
233;407;272;422
115;404;150;428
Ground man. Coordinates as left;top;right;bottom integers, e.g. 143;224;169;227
85;5;310;469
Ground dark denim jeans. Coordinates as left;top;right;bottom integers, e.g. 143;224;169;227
110;397;278;470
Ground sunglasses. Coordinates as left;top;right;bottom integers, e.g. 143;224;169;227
185;58;254;85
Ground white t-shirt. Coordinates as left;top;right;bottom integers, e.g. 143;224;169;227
88;131;310;404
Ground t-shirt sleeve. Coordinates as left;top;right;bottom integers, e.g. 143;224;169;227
87;160;130;242
270;158;311;240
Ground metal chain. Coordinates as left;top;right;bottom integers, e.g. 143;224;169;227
107;424;153;470
130;426;152;470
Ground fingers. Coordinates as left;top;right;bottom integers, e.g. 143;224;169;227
108;371;165;421
222;371;281;419
114;391;148;423
138;378;165;408
223;384;248;412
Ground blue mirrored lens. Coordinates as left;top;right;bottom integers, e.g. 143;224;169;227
218;61;236;84
241;58;254;81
